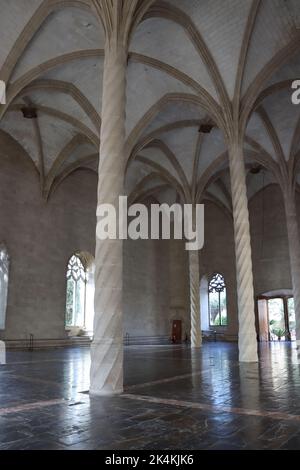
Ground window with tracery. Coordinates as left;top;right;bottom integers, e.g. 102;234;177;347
65;255;87;328
0;245;9;330
208;273;227;326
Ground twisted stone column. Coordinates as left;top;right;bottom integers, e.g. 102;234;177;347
90;42;127;395
228;139;258;362
189;250;202;348
284;191;300;348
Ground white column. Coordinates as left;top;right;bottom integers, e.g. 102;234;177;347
90;41;127;395
189;250;202;348
228;139;258;362
284;191;300;348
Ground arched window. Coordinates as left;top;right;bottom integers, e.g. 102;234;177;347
208;273;227;326
0;245;9;330
65;254;87;328
65;253;95;335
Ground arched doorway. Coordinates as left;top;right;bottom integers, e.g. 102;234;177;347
0;244;9;331
65;252;95;337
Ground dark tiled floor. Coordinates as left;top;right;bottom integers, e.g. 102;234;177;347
0;342;300;449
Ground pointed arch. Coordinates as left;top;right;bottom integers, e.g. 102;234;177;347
208;272;228;327
65;252;95;334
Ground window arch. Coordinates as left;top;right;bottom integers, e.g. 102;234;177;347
0;244;9;330
208;273;227;326
66;254;87;328
65;253;95;334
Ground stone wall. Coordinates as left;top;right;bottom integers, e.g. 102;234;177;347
249;184;293;296
124;237;190;339
0;132;190;342
198;186;299;339
200;200;238;338
0;132;298;343
0;132;97;341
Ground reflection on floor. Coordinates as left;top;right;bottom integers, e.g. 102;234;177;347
0;342;300;449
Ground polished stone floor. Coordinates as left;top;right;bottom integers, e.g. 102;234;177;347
0;342;300;450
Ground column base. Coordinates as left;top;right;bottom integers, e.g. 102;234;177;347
239;359;258;363
90;340;123;396
238;351;258;363
191;342;202;349
89;387;123;397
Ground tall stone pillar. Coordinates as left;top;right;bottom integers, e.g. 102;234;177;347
90;40;127;395
189;250;202;348
228;138;258;362
283;190;300;348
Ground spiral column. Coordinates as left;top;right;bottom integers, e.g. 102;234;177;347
90;41;127;395
228;139;258;362
284;191;300;348
189;249;202;348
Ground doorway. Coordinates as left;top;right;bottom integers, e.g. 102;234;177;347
257;294;295;341
268;298;286;341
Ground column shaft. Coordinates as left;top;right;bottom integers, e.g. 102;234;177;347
228;139;258;362
284;192;300;347
189;250;202;348
90;42;127;395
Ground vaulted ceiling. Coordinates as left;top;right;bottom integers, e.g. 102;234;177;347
0;0;299;212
